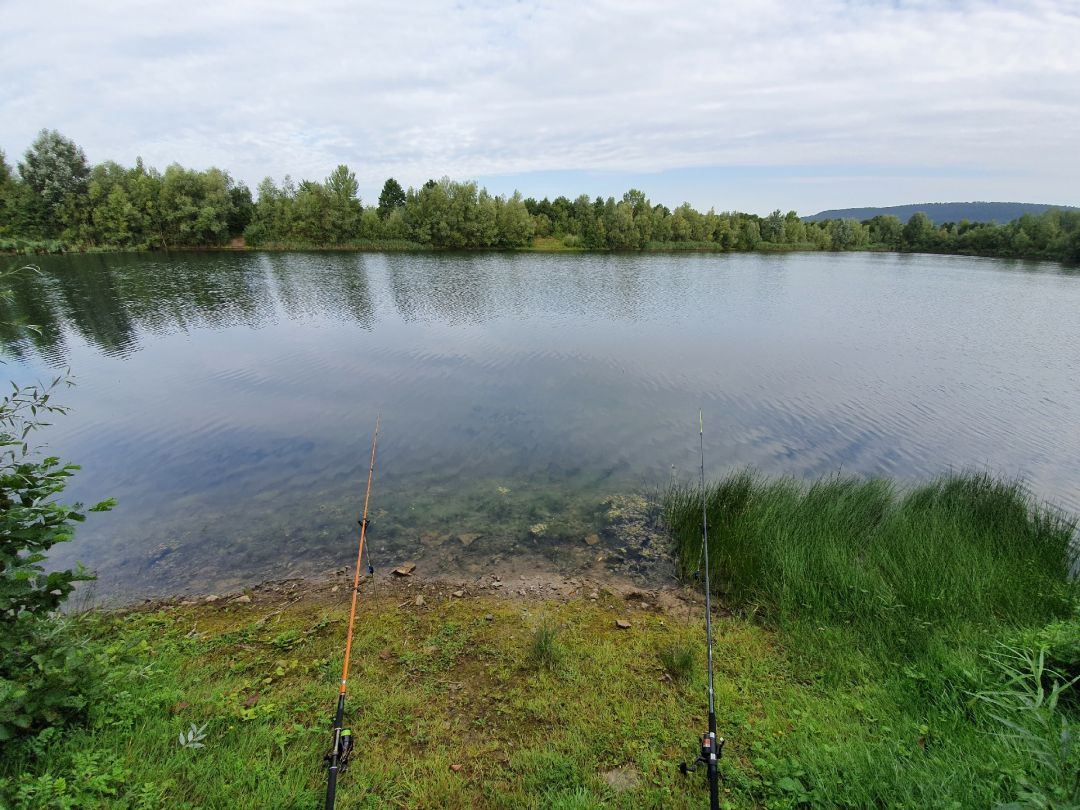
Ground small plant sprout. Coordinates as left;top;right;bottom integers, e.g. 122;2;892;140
178;722;208;749
659;643;695;683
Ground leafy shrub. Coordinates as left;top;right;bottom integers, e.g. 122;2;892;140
976;644;1080;808
0;374;114;740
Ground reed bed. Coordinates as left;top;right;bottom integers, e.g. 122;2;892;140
666;470;1077;661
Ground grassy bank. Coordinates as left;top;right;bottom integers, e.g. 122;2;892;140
667;471;1080;807
0;581;814;809
1;472;1077;809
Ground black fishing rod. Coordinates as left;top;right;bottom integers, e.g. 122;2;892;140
325;415;380;810
680;410;723;810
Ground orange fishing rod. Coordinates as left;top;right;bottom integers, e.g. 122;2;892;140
325;414;380;810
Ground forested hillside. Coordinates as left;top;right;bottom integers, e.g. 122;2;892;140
805;202;1078;225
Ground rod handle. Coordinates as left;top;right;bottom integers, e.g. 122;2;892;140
325;764;338;810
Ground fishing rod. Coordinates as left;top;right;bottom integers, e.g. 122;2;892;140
680;410;724;810
324;415;380;810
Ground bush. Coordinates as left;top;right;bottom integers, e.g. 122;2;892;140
0;372;114;740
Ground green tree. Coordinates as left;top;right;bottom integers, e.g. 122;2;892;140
829;218;869;250
737;219;760;250
761;209;786;243
903;212;934;249
670;204;693;242
377;177;406;220
291;180;332;244
0;150;16;237
244;177;286;246
158;165;234;247
495;192;535;247
86;161;139;247
17;130;91;237
1065;228;1080;264
868;215;903;249
126;158;165;248
474;189;499;247
325;165;362;242
227;183;254;238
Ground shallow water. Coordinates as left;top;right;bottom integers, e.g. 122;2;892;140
4;251;1078;598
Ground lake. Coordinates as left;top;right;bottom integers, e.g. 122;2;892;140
4;250;1078;599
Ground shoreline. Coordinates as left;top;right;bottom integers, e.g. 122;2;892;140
123;565;696;618
3;240;1073;265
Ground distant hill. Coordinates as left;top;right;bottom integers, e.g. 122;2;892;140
803;202;1079;225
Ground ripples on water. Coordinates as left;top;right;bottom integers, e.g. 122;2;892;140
3;251;1078;598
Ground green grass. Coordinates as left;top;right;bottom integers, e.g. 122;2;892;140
527;619;563;671
667;470;1076;661
1;472;1076;808
0;591;810;809
666;470;1080;807
658;643;696;683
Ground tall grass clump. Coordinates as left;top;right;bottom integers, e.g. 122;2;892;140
666;470;1078;662
527;620;562;671
658;643;695;683
667;470;1079;806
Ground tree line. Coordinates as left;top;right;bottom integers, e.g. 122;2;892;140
2;129;1078;262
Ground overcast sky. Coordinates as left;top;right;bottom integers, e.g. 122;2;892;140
2;0;1078;215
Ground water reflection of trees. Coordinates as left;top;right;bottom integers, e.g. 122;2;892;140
386;253;495;325
266;253;374;329
0;267;69;362
0;253;376;363
1;252;698;365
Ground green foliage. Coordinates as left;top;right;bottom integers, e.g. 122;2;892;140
667;471;1080;807
16;130;90;238
976;643;1080;808
0;351;114;740
5;133;1080;259
376;177;406;219
666;471;1077;663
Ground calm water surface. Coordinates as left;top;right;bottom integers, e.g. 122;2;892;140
4;251;1078;598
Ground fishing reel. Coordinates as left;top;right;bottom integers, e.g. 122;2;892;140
325;728;354;772
357;518;374;575
679;731;724;775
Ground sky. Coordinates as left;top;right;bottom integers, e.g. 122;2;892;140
1;0;1078;216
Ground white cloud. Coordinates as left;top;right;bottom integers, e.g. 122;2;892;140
1;0;1077;211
